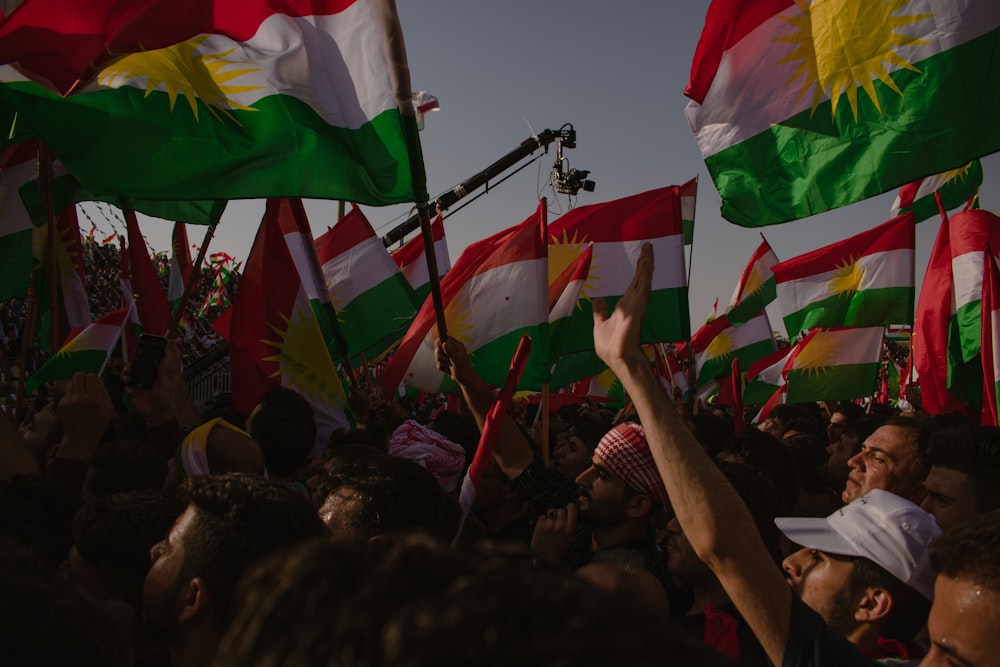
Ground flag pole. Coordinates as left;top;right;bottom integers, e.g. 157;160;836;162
418;203;448;342
167;223;216;339
453;335;532;546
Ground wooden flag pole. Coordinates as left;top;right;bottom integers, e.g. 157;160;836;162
14;283;40;422
167;223;217;338
417;204;448;342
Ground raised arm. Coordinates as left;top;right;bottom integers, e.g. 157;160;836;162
592;243;792;665
435;337;535;478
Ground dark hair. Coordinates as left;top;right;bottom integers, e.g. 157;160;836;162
570;419;614;454
928;425;1000;512
85;438;168;497
718;429;799;513
215;535;730;667
178;473;325;627
840;417;886;445
71;490;183;609
687;413;734;458
849;556;930;644
882;416;932;479
830;402;867;423
316;447;459;541
930;508;1000;590
717;461;785;564
0;475;80;566
0;536;131;667
248;386;316;476
783;432;829;496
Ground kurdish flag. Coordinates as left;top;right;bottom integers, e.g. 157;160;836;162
685;0;1000;227
26;306;130;393
168;223;192;314
743;346;791;407
315;206;418;365
380;201;549;394
230;199;349;445
890;160;984;224
691;312;776;387
981;248;1000;426
546;186;689;387
391;214;451;303
773;215;915;339
945;209;1000;410
726;236;779;326
783;326;884;403
912;212;975;416
0;0;426;206
678;176;698;245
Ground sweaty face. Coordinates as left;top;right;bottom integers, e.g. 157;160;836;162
575;456;632;527
143;505;198;640
783;548;860;633
921;575;1000;667
920;466;979;531
842;425;924;504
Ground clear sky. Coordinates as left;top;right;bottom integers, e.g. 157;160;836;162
91;0;999;333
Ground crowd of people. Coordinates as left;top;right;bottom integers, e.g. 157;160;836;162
0;244;998;666
0;235;239;414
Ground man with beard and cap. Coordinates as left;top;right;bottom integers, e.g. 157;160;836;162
434;339;670;600
590;244;942;665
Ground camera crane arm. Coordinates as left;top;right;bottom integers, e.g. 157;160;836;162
382;125;574;247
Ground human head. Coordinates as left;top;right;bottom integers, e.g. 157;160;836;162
143;473;324;642
576;548;670;616
387;419;467;492
69;490;183;610
921;424;1000;530
554;419;612;480
777;490;940;641
922;509;1000;666
826;401;867;444
19;396;63;463
315;445;459;541
83;438;168;499
823;417;884;495
842;418;930;504
169;419;266;488
246;386;316;477
214;535;727;667
576;423;667;526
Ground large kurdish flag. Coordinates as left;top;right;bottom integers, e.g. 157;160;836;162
685;0;1000;227
773;215;914;339
0;0;426;206
315;206;418;365
783;326;884;403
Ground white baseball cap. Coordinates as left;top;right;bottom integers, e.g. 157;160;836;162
775;489;941;600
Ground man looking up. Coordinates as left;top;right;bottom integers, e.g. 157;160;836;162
920;424;1000;530
841;418;930;505
590;244;940;665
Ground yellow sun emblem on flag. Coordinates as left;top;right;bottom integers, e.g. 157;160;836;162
742;265;767;296
827;257;865;297
706;330;734;361
594;367;621;393
793;334;839;377
939;162;975;186
261;298;346;413
98;35;264;125
775;0;931;120
31;221;83;294
549;231;599;301
442;292;475;346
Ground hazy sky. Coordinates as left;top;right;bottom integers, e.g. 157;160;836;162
92;0;999;331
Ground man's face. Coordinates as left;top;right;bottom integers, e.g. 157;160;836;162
920;466;979;531
842;425;924;504
823;432;859;491
554;435;591;481
143;504;198;639
575;455;632;527
782;548;860;633
827;412;849;445
664;516;709;586
19;401;61;459
921;575;1000;667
